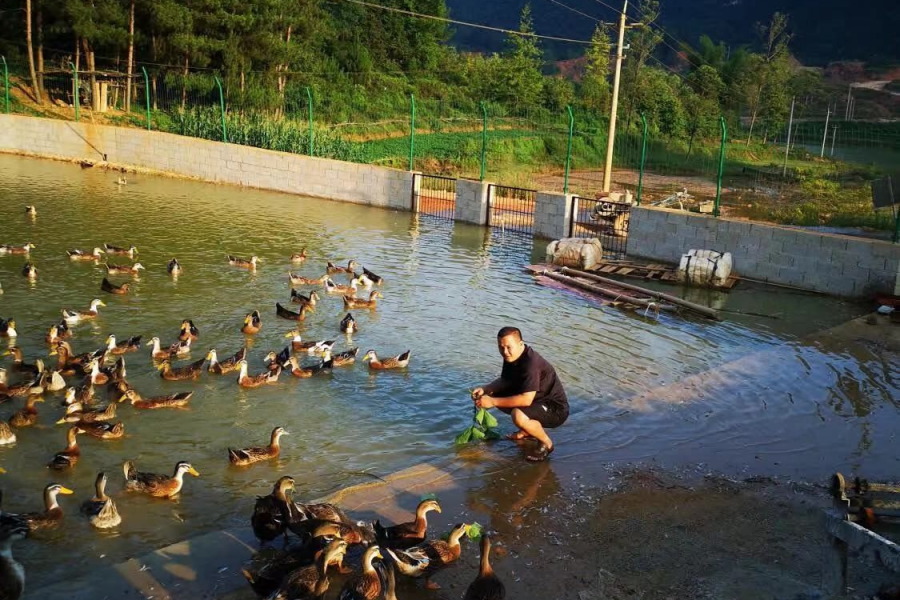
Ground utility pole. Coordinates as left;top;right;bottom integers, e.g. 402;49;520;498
783;97;795;177
830;124;838;157
820;104;831;158
602;0;628;195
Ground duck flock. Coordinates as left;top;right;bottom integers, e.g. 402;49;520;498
0;206;504;600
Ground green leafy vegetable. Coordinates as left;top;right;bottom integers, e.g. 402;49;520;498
455;400;502;445
465;522;483;541
483;411;499;429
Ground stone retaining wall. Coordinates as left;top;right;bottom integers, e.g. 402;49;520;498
0;114;413;210
628;206;900;297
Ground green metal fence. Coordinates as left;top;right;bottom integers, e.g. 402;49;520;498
1;59;897;240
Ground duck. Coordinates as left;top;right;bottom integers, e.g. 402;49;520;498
104;243;138;257
363;350;411;371
116;175;128;186
56;401;116;424
268;539;348;600
242;310;262;335
147;336;191;360
21;263;37;279
228;255;260;269
352;273;375;289
78;420;125;440
340;313;359;334
24;205;37;216
463;534;504;600
67;247;105;261
374;498;441;549
0;318;17;338
327;260;359;275
0;422;16;445
289;272;327;286
7;483;74;530
85;359;110;385
251;476;298;543
106;334;142;355
323;347;359;368
362;267;384;285
45;322;70;344
157;358;206;381
237;360;281;388
309;340;336;355
283;356;330;379
290;249;308;263
167;258;182;275
324;277;358;296
265;347;291;372
73;383;95;406
0;243;35;256
100;277;130;295
0;520;27;600
207;347;246;374
178;320;200;341
81;472;121;529
123;460;199;498
8;396;43;428
344;291;383;310
43;371;67;393
105;262;144;275
121;389;192;409
48;426;83;470
386;523;467;589
0;370;37;400
290;289;319;308
228;426;288;467
338;545;384;600
284;330;333;353
62;299;106;324
51;341;103;372
3;348;43;376
276;302;311;322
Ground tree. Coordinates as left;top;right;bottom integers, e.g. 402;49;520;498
25;0;41;103
580;23;611;113
621;0;663;122
543;75;574;112
745;12;792;143
498;4;544;108
684;65;725;152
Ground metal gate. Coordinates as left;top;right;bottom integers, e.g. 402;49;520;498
487;185;536;235
413;174;456;220
569;196;631;256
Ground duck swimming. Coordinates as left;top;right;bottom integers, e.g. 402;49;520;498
344;291;383;310
67;248;105;261
242;310;262;335
326;260;359;275
7;483;75;530
121;389;192;409
101;277;130;295
81;472;121;529
207;347;246;374
48;426;83;470
229;255;260;269
62;299;106;324
0;243;35;256
237;360;281;388
363;349;411;371
167;258;182;275
0;318;16;338
228;427;288;467
104;244;137;258
123;460;199;498
105;262;144;275
20;263;37;279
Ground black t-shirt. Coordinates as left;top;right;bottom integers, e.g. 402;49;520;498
497;346;568;411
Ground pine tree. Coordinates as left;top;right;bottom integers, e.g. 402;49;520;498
580;23;612;112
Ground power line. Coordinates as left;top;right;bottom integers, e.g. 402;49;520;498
334;0;593;45
543;0;609;25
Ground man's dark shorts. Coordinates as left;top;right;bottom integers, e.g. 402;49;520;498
500;401;569;429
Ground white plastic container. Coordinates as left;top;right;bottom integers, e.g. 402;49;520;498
546;238;604;271
677;249;733;287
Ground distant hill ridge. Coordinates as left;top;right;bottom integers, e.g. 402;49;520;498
445;0;900;66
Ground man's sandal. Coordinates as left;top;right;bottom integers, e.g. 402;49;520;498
506;432;532;441
526;444;554;462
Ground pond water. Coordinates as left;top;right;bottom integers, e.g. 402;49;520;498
0;153;896;590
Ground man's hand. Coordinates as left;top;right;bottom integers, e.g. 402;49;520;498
474;394;495;409
471;387;485;400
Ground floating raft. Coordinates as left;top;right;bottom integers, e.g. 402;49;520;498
592;259;740;290
526;264;720;320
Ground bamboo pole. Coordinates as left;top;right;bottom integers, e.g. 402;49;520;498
541;270;676;313
559;267;721;320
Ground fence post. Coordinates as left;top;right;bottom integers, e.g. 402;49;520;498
479;101;488;181
305;87;314;156
214;76;227;143
714;116;727;218
636;112;648;206
70;62;79;122
563;105;574;195
1;56;8;114
409;93;416;172
141;67;151;130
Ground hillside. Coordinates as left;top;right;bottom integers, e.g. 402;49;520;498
446;0;900;66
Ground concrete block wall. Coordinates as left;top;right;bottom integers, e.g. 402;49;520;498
454;179;490;225
0;114;413;211
629;206;900;297
534;192;573;240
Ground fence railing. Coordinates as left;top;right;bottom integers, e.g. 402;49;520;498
1;58;898;241
570;196;630;256
488;185;536;235
414;174;456;221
